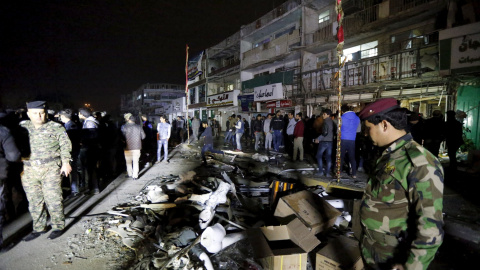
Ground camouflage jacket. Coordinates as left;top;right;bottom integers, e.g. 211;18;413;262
360;133;444;269
20;120;72;165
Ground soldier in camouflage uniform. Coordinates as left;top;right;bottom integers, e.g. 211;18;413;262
20;101;72;241
358;98;443;270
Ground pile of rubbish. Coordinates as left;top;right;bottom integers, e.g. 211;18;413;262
63;158;362;270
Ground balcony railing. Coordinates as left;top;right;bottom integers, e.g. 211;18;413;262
389;0;436;14
305;22;335;45
240;0;301;37
208;31;241;55
301;45;440;93
242;29;300;68
208;59;240;76
343;4;380;36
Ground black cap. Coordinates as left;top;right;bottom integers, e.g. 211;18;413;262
58;109;72;118
26;101;46;109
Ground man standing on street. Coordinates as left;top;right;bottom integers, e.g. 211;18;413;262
445;110;463;171
423;110;445;157
156;115;171;163
270;111;284;152
176;116;185;143
339;104;360;179
286;112;296;157
78;108;100;194
191;116;200;143
58;109;80;196
121;115;145;180
252;114;263;151
292;112;304;161
20;101;72;241
234;115;244;152
315;109;334;177
0;118;21;250
263;114;273;151
199;121;224;165
358;98;444;270
224;116;231;146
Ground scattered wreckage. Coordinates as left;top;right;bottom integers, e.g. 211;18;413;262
62;153;363;270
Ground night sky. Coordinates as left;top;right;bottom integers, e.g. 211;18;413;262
1;0;286;112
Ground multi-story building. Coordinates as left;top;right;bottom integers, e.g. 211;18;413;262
128;0;479;147
301;0;448;115
120;83;185;124
205;31;242;130
240;0;303;114
186;51;208;121
186;32;243;131
300;0;479;147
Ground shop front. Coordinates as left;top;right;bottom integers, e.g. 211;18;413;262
206;90;240;132
253;83;299;114
440;22;480;149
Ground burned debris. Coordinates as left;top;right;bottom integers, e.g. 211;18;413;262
58;151;363;270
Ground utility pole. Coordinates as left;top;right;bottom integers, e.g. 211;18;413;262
185;44;190;144
335;0;345;183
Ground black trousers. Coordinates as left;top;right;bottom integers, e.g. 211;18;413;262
0;180;6;246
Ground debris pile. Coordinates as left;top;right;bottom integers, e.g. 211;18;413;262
63;157;363;270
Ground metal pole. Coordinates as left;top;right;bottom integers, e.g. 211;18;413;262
185;44;190;144
335;0;345;183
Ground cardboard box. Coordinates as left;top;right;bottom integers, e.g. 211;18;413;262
248;228;308;270
264;190;342;252
315;235;364;270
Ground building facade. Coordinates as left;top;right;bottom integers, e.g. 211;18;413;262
120;83;185;124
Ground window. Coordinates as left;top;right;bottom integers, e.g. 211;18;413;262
275;26;295;39
254;38;270;48
343;41;378;61
391;29;426;50
318;10;330;24
225;56;235;65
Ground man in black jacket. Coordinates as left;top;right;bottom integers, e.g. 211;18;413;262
0;121;21;251
121;115;146;180
200;121;224;165
270;111;284;152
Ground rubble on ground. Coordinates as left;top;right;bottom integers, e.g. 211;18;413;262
60;153;362;270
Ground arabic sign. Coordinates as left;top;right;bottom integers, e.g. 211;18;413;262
254;83;284;102
451;33;480;69
207;91;234;107
238;95;255;112
266;100;292;108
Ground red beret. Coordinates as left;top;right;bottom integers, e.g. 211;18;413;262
359;98;399;120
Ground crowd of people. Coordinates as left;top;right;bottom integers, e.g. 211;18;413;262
214;104;465;179
0;101;163;248
0;98;465;265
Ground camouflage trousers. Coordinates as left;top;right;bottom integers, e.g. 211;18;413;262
21;161;64;232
